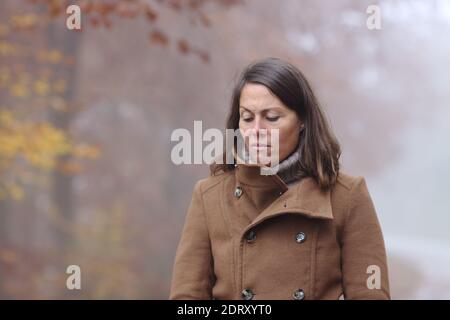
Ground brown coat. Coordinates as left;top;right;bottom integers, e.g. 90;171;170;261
169;163;390;300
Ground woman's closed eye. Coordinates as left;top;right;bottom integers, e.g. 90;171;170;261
241;116;280;122
242;116;280;122
266;116;280;122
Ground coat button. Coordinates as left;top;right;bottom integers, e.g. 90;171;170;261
293;289;305;300
295;232;306;243
234;186;243;198
241;288;254;300
245;230;256;243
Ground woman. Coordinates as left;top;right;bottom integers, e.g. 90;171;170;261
169;57;390;300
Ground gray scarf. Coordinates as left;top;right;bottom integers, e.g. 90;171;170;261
272;144;302;186
238;142;303;187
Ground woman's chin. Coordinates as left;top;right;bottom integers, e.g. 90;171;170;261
248;151;273;166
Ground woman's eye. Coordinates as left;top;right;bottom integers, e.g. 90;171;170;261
242;117;253;122
266;116;280;122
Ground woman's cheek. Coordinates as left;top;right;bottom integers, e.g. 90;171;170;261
271;128;284;146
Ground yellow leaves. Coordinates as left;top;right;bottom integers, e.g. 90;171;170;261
48;50;63;64
37;49;64;64
0;68;11;87
0;109;14;125
0;110;70;170
56;143;101;175
35;76;64;97
0;183;25;201
0;41;20;56
8;72;32;99
9;184;24;200
2;68;66;98
0;127;23;159
34;79;51;96
0;110;102;200
10;82;30;98
10;14;39;31
26;123;71;169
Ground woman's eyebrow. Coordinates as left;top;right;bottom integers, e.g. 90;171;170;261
239;106;283;113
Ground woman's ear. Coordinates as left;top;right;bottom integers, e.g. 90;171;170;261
298;120;305;131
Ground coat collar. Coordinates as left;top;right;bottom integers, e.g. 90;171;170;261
234;160;333;233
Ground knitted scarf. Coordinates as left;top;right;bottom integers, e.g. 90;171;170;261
238;142;303;187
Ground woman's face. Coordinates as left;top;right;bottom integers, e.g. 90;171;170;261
239;83;302;165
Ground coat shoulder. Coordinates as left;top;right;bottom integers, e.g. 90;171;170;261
330;171;373;233
330;171;367;215
334;170;365;192
195;170;235;195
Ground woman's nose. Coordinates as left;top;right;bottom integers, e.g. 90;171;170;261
252;117;266;133
247;118;269;142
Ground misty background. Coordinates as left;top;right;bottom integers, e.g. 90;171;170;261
0;0;449;299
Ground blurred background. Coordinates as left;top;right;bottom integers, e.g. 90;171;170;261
0;0;449;299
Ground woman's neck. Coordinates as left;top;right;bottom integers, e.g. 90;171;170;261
239;143;302;186
273;144;302;186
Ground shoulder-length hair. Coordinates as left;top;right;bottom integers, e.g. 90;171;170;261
210;57;341;191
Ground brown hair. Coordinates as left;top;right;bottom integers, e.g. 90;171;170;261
210;57;341;191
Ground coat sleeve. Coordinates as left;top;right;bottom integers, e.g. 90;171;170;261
340;177;390;299
169;180;215;300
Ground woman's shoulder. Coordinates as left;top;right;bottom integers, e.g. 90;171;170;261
335;170;364;189
333;170;371;199
193;169;235;196
331;171;375;214
330;171;377;228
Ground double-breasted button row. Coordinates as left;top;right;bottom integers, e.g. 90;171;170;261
235;186;285;198
241;288;254;300
244;230;306;244
241;288;304;300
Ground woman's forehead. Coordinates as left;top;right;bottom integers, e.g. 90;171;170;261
240;84;286;112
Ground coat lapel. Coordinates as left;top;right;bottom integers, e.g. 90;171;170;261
234;163;333;235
